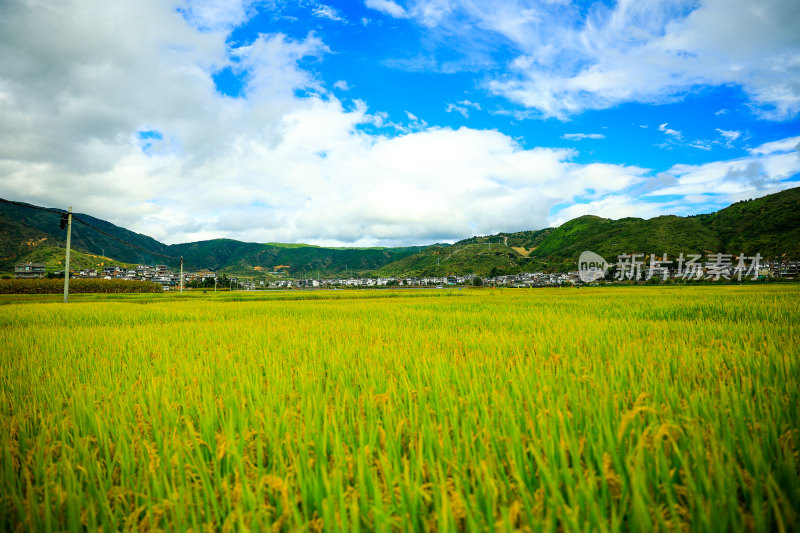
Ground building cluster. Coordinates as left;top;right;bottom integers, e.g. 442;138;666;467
267;272;598;288
268;275;474;289
12;263;226;290
80;265;226;289
486;272;581;287
12;260;799;288
13;262;46;278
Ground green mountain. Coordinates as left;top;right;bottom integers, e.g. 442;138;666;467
374;243;519;277
168;239;420;276
0;200;420;276
0;200;174;269
519;214;722;271
0;216;55;271
692;188;800;259
375;187;800;275
11;245;136;274
2;186;799;277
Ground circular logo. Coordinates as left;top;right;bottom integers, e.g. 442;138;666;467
578;251;608;282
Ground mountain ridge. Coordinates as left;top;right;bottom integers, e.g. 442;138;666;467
2;187;799;277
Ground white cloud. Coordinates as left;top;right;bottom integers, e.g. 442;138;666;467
365;0;407;19
333;80;350;91
312;4;347;23
561;133;605;140
747;135;800;155
0;0;649;245
445;100;482;117
179;0;256;31
401;0;800;119
656;124;744;152
1;0;797;248
688;140;712;151
716;128;741;148
645;135;800;199
658;123;682;139
548;135;800;225
445;102;470;117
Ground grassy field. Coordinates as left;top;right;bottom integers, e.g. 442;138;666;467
1;286;798;531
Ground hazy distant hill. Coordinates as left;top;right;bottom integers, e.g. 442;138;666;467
2;186;799;276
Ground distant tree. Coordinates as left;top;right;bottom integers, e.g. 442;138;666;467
489;267;499;278
472;277;483;286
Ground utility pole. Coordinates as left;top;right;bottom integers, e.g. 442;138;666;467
180;256;184;294
214;272;217;292
63;207;72;303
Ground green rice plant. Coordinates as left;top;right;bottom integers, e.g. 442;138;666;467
0;285;798;531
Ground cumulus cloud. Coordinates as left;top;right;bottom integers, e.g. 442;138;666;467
0;0;643;245
724;162;774;190
1;0;797;247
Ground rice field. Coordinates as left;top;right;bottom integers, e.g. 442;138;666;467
1;286;798;532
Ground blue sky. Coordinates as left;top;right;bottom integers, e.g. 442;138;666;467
0;0;798;245
213;0;797;171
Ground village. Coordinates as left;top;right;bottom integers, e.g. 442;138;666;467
13;259;800;289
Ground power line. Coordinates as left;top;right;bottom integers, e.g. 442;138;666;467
0;197;179;261
0;197;64;215
71;214;178;260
